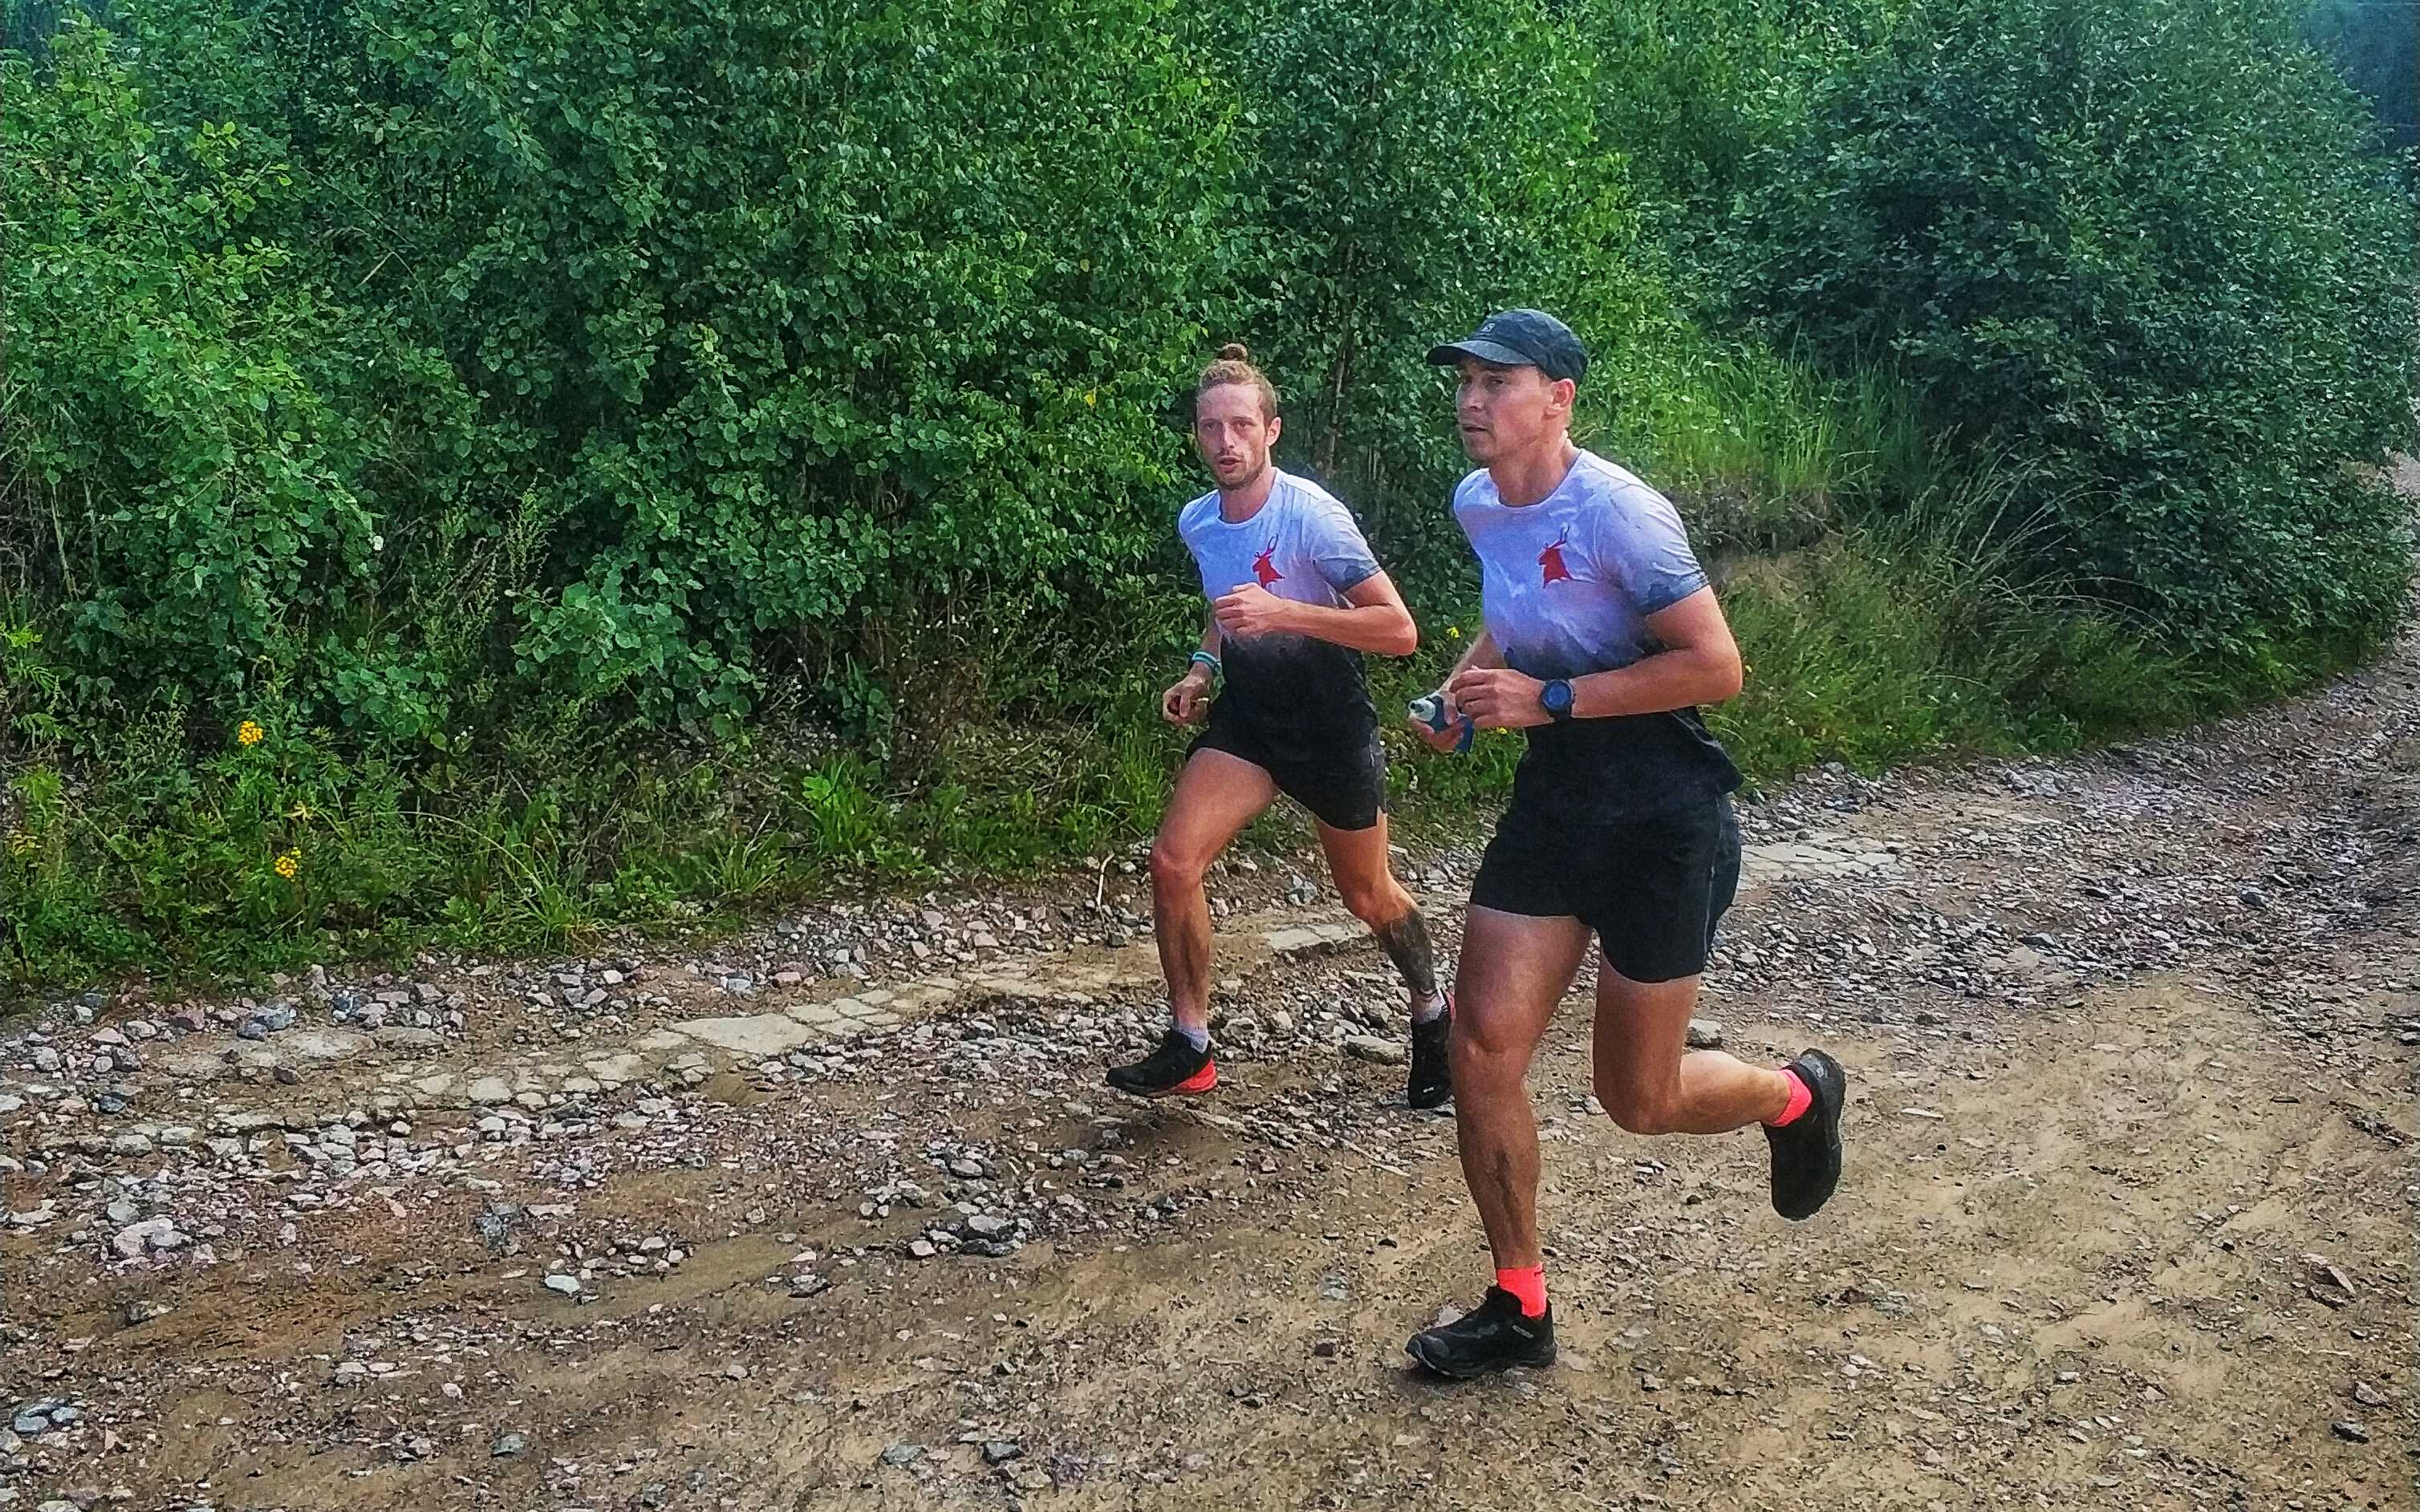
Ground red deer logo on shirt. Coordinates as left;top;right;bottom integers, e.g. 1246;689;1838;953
1538;528;1573;586
1253;543;1284;588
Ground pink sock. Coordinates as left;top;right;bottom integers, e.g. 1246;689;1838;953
1495;1265;1548;1318
1765;1065;1813;1128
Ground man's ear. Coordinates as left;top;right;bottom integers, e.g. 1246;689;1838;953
1267;413;1283;445
1550;377;1577;417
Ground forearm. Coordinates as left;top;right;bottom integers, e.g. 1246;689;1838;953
1569;644;1743;718
1275;599;1418;657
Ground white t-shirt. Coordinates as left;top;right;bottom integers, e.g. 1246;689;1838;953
1452;449;1740;820
1177;469;1383;754
1453;449;1710;682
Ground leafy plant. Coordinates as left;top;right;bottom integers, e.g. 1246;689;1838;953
1726;0;2420;655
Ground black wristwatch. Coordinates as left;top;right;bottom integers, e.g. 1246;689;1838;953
1539;679;1575;722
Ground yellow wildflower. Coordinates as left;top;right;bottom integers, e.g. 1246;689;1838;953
1447;626;1461;639
1082;390;1098;407
238;720;265;748
274;848;301;880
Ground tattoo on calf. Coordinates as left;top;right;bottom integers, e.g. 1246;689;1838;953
1374;908;1439;999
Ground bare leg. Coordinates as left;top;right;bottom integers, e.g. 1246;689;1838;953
1448;906;1593;1268
1590;959;1793;1134
1315;813;1440;1010
1149;749;1276;1035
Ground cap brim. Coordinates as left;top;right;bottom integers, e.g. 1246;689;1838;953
1426;338;1535;369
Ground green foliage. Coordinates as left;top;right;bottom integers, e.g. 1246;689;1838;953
0;610;68;753
0;27;382;709
2;0;2416;991
1710;464;2230;772
338;0;1232;733
2304;0;2418;148
1596;338;1936;555
9;0;1239;739
1727;0;2420;655
1569;0;1904;216
0;701;1196;985
10;0;2411;726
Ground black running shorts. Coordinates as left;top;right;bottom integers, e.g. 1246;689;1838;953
1470;792;1740;983
1188;714;1387;833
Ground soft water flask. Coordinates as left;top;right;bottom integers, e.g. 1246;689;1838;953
1408;692;1474;754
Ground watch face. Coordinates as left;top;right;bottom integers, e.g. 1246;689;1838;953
1543;679;1573;713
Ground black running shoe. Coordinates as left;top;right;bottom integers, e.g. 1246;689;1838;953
1106;1027;1219;1099
1405;1287;1555;1379
1407;995;1453;1110
1765;1048;1846;1220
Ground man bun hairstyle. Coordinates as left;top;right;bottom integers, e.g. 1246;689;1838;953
1198;343;1279;421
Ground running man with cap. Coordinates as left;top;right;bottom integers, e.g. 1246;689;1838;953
1399;310;1847;1379
1107;344;1456;1108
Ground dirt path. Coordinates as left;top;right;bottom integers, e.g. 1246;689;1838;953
5;611;2417;1511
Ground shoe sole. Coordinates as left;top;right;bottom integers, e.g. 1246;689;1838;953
1404;1336;1557;1380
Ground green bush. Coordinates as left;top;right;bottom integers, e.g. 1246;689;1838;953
346;0;1236;733
9;1;1243;739
18;0;2405;728
1726;0;2420;656
0;28;383;709
1568;0;1902;218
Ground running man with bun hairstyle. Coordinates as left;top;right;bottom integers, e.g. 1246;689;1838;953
1107;345;1456;1107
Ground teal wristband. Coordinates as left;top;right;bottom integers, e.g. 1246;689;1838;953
1188;651;1221;678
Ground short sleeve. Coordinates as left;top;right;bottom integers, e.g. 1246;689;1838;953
1449;470;1488;548
1175;493;1212;565
1594;481;1708;614
1305;497;1382;594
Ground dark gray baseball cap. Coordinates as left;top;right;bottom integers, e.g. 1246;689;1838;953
1427;309;1589;384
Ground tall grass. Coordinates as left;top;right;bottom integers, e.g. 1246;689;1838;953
1710;459;2255;778
1594;338;1936;555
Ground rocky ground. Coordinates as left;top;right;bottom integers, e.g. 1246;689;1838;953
5;614;2418;1512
